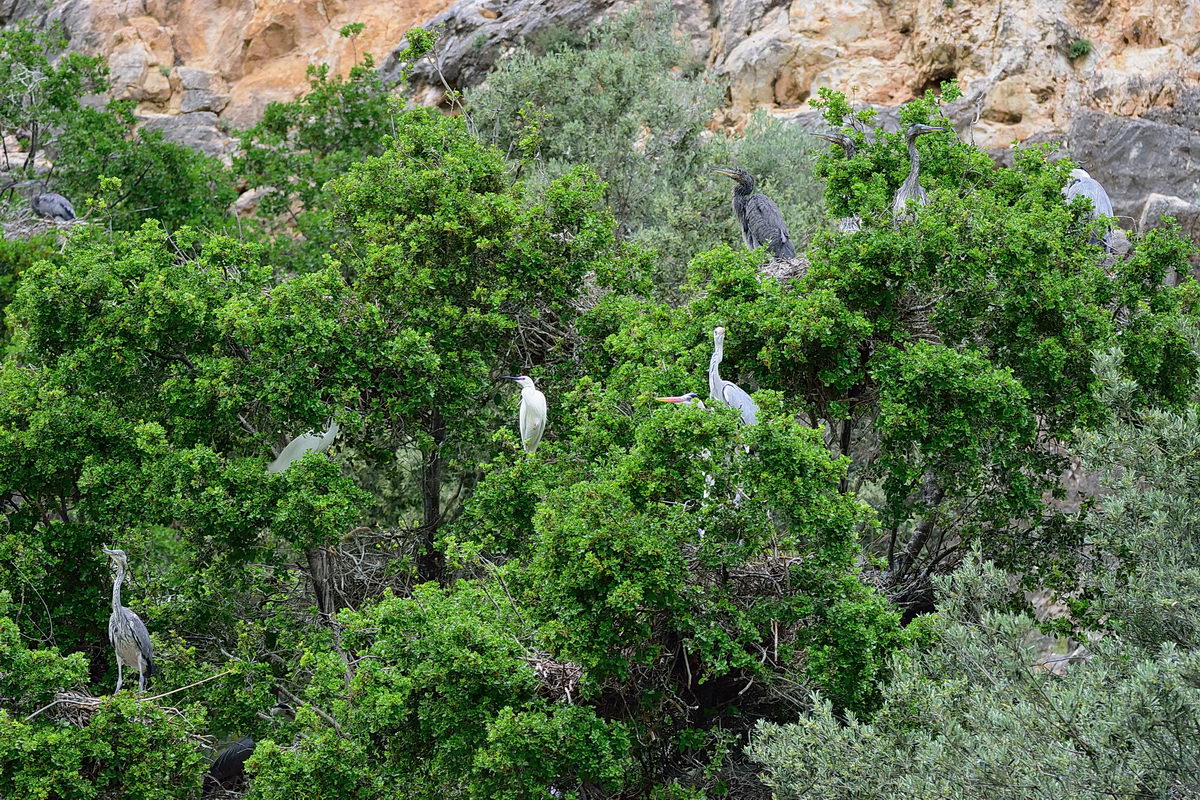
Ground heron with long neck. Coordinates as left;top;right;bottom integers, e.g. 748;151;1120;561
102;547;155;693
712;168;796;259
810;132;863;232
709;326;758;427
892;123;946;221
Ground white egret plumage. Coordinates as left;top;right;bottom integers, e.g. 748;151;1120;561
504;375;547;454
267;420;340;474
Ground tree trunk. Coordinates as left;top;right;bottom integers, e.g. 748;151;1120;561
418;408;446;583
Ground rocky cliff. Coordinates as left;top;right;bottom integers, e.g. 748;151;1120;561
2;0;1197;238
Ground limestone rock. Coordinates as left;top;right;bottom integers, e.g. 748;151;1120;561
177;67;230;113
141;111;234;162
384;0;623;92
1069;110;1200;222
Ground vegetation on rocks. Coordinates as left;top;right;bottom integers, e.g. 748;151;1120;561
0;4;1197;798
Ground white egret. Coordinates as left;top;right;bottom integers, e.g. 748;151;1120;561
267;419;340;474
709;327;759;426
102;547;155;693
504;375;547;454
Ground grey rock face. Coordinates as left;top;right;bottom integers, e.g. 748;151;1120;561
1068;110;1200;224
141;112;234;162
176;67;230;114
382;0;624;92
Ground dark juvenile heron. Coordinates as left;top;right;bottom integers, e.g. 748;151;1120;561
892;123;945;220
709;326;759;427
203;737;255;795
13;179;75;221
102;547;154;693
1063;168;1115;252
810;131;857;159
713;168;796;259
810;132;863;232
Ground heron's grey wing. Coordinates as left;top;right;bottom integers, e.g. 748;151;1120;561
123;607;155;675
52;194;76;220
1064;178;1113;218
744;194;795;259
721;381;759;426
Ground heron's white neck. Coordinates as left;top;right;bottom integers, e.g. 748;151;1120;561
111;563;124;613
709;336;724;397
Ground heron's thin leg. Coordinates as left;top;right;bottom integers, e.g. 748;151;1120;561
138;665;146;693
114;661;123;693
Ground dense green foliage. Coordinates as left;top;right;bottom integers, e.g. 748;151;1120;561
1;7;1198;799
466;5;824;289
750;347;1200;798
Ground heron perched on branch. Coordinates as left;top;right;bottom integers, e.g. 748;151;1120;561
810;132;863;232
709;327;758;427
504;375;547;454
713;168;796;259
102;547;155;693
892;123;945;221
12;179;75;221
1063;168;1115;252
267;420;340;474
204;737;255;795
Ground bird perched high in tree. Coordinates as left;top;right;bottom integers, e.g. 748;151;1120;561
504;375;547;454
713;167;796;259
267;419;340;474
1062;167;1115;252
892;123;945;221
709;326;759;427
810;132;863;233
12;179;75;221
101;547;155;693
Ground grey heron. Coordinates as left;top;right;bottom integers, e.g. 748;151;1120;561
267;420;340;474
709;326;759;426
1063;168;1115;252
102;547;155;693
204;737;255;795
810;132;863;232
12;179;75;221
892;123;945;221
712;167;796;259
504;375;547;454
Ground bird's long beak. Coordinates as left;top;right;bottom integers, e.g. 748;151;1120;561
656;396;686;403
926;125;947;132
711;168;739;180
808;132;840;142
501;376;518;381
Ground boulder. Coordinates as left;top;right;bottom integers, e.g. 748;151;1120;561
177;67;231;113
385;0;623;91
1069;110;1200;223
140;112;234;162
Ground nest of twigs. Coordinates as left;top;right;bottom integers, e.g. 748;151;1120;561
2;210;81;241
759;255;809;284
28;690;213;748
525;651;584;703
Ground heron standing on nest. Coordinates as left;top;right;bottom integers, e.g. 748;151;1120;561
713;167;796;259
102;547;155;693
